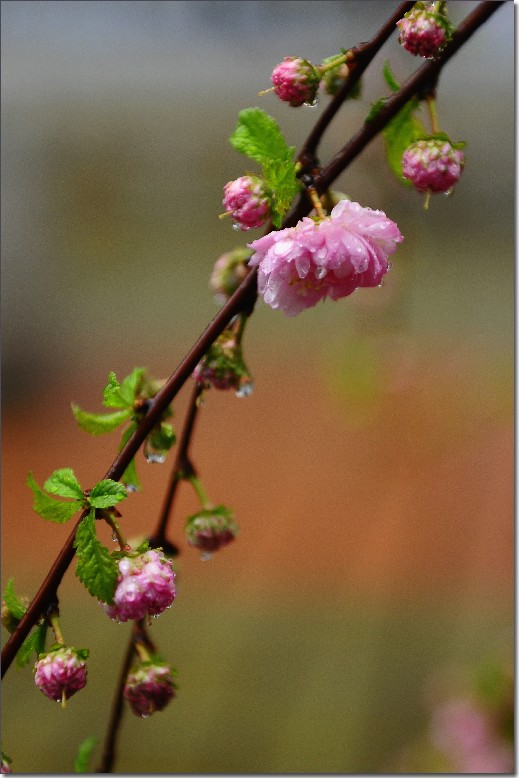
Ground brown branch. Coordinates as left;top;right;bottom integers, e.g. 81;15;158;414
297;0;415;169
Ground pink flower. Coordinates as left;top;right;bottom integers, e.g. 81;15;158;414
124;661;176;718
271;57;320;107
34;646;88;702
247;200;403;316
104;549;176;623
223;175;271;231
397;3;449;59
402;139;464;193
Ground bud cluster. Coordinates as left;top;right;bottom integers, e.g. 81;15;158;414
34;646;88;703
104;549;176;623
124;659;177;718
402;138;464;194
185;506;238;558
397;2;452;59
193;328;253;396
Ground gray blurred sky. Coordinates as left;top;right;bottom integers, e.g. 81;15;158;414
1;1;514;398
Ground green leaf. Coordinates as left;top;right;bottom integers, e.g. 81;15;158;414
74;736;97;773
230;107;294;166
102;372;127;409
119;423;142;492
148;423;176;455
383;98;426;183
27;473;84;523
16;623;47;668
74;510;118;604
88;479;127;509
43;468;84;500
72;404;132;435
119;367;147;406
103;367;146;409
262;154;301;228
365;97;387;123
2;578;27;620
382;60;400;93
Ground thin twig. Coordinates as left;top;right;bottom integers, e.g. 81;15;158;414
97;384;203;772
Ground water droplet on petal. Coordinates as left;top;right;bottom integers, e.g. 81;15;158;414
315;266;327;280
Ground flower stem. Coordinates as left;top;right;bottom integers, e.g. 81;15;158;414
426;94;440;134
48;611;64;646
188;475;212;510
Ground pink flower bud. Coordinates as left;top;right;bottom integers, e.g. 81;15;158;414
104;549;176;623
1;754;13;774
223;175;271;231
185;507;238;558
402;138;464;193
397;3;450;59
209;247;252;303
124;661;176;718
271;57;320;107
34;646;88;703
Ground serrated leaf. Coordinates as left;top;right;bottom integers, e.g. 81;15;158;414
74;736;97;773
88;479;127;509
382;60;400;93
74;510;118;604
27;473;84;523
72;404;132;435
103;367;146;409
2;578;27;620
383;98;425;183
16;623;47;668
262;154;301;228
365;97;388;123
119;367;146;406
148;423;176;454
119;423;142;492
230;107;294;166
43;468;84;499
102;372;127;409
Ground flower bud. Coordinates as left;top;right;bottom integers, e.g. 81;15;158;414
271;57;320;107
1;753;13;774
34;646;88;703
223;175;271;231
192;330;253;396
397;2;451;59
185;507;238;558
124;661;176;718
209;247;252;303
104;549;176;623
402;138;464;194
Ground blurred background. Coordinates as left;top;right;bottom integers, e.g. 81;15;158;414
1;1;514;773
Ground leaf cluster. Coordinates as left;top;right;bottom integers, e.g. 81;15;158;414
72;368;176;490
229;107;302;227
26;469;128;604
